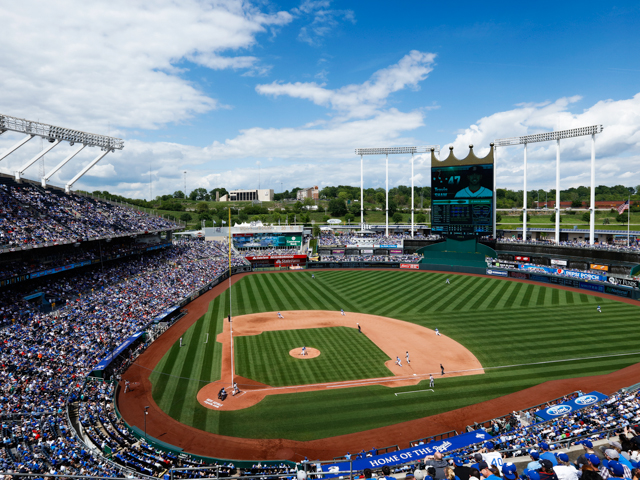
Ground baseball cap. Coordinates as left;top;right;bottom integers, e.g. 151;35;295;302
605;449;620;459
478;462;489;470
556;453;569;463
485;441;495;450
539;459;553;470
526;471;541;480
609;461;625;478
529;450;540;460
452;457;464;467
539;442;550;451
474;453;483;462
578;439;593;448
424;476;433;480
502;463;517;480
587;454;600;466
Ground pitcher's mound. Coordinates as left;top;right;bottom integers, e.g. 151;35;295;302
290;347;320;359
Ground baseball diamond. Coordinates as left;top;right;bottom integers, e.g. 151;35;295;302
117;268;640;459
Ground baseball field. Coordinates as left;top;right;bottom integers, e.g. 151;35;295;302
143;270;640;444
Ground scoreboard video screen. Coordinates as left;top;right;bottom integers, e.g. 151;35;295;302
431;163;494;236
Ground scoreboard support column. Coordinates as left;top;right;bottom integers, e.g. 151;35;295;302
385;153;389;237
493;144;497;239
523;143;528;241
411;152;414;238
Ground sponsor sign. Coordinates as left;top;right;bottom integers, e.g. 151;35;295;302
535;391;608;421
550;259;568;266
285;235;302;247
361;249;374;254
509;271;529;280
607;276;639;289
590;264;609;272
605;285;631;297
322;430;489;478
549;276;580;288
400;264;419;269
515;255;530;262
486;268;508;277
245;255;307;261
331;249;345;255
379;244;399;248
390;249;403;255
579;282;604;293
529;274;549;283
520;265;606;282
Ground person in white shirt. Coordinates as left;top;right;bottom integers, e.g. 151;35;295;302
553;453;579;480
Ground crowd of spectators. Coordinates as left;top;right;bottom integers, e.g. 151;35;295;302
0;238;253;477
0;182;177;249
318;254;423;263
317;233;434;246
498;237;640;254
240;248;300;257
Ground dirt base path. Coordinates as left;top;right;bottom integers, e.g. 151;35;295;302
196;310;483;411
117;269;640;462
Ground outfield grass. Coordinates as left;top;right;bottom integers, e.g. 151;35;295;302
150;270;640;441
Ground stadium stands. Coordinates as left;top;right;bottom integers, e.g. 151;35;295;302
2;186;640;479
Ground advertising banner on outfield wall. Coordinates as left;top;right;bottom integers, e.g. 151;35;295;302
608;276;639;288
520;265;607;282
509;271;529;280
322;430;490;477
486;268;509;277
535;392;608;422
400;264;419;269
550;259;568;266
590;264;609;271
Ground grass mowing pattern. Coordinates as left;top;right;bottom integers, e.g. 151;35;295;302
234;327;392;387
150;270;640;441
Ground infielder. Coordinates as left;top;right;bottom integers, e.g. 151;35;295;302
396;356;403;367
440;364;445;375
277;312;284;318
357;323;361;333
341;309;345;316
429;374;434;388
435;328;441;336
405;351;410;365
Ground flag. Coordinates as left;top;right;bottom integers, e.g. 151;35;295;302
617;200;630;214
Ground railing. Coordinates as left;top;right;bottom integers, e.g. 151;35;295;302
410;430;458;447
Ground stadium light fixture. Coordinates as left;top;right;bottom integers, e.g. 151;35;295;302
494;125;603;245
355;145;440;237
0;113;124;150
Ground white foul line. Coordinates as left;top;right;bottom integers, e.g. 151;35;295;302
395;389;434;396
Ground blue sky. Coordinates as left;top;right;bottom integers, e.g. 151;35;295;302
1;1;640;198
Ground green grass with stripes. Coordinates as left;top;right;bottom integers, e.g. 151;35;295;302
150;270;640;441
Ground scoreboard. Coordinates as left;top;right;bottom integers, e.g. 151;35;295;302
431;163;493;236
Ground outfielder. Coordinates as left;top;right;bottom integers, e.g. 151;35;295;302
179;337;183;347
446;278;450;284
597;305;601;313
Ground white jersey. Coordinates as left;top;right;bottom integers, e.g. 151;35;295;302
482;452;504;472
553;465;579;480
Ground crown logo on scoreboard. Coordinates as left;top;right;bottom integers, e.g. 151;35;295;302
431;143;495;167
